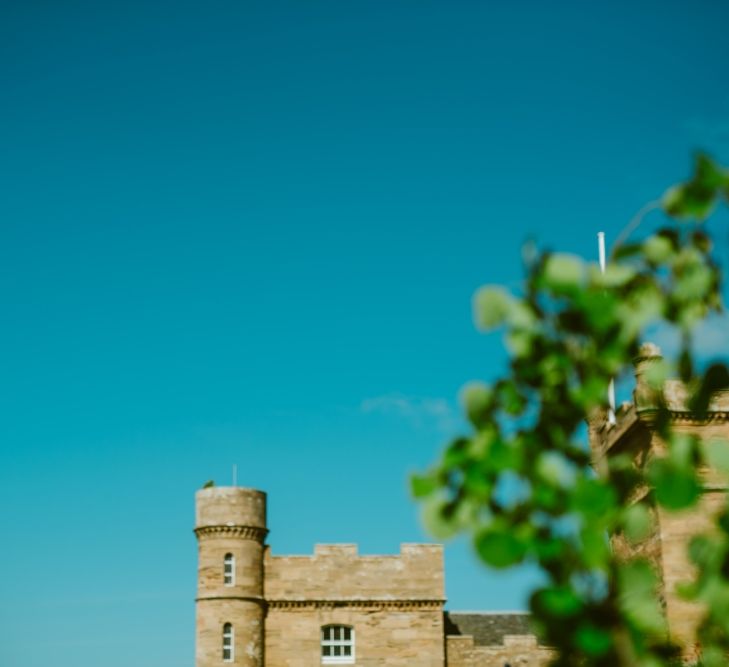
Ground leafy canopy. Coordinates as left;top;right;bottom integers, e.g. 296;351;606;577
414;154;729;666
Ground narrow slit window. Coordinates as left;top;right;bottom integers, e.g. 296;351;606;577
321;625;354;664
223;553;235;586
223;623;234;662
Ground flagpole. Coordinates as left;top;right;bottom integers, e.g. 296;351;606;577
598;232;617;425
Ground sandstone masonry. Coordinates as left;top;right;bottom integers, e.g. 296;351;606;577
194;487;550;666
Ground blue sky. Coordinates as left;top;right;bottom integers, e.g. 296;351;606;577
1;2;729;666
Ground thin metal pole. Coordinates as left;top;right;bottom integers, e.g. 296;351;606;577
598;232;617;425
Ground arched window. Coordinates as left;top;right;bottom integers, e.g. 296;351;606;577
222;623;234;662
321;625;354;664
223;553;235;586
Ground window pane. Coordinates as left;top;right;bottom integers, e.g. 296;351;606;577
333;646;341;656
223;649;231;659
322;645;331;656
343;627;351;641
323;627;332;641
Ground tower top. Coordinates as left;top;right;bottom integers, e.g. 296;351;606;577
194;486;266;529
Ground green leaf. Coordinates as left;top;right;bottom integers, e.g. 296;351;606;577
505;329;533;357
535;585;583;617
463;463;492;498
505;300;537;329
543;253;586;293
443;437;470;468
695;152;727;189
487;438;523;472
618;561;666;635
592;263;636;288
662;155;726;221
668;432;696;468
643;358;670;391
612;242;642;260
581;525;610;567
688;534;724;570
474;523;528;568
460;382;493;427
411;473;438;498
662;182;717;220
497;380;527;415
689;363;729;416
674;262;713;302
575;624;613;656
703;438;729;474
421;496;461;540
643;234;675;265
619;560;657;596
702;646;729;667
649;459;700;510
572;478;617;520
536;452;575;489
473;286;513;331
622;503;652;544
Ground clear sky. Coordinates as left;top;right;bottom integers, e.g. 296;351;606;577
1;2;728;666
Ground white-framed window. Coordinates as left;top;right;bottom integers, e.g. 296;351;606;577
223;623;234;662
223;553;235;586
321;625;354;664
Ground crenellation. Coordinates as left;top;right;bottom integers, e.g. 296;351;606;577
264;542;445;603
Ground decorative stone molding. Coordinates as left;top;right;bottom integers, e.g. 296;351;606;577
194;525;268;543
197;595;267;607
669;410;729;424
267;599;445;611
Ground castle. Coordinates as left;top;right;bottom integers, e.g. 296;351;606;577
194;345;729;666
194;486;552;666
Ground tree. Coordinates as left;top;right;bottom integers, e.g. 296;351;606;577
413;154;729;666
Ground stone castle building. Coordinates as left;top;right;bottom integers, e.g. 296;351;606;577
194;345;729;666
194;485;552;667
589;344;729;659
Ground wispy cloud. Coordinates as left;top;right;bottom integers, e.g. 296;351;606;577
360;393;458;433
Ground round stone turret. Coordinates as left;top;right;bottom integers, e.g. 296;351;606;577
634;342;664;412
195;486;267;667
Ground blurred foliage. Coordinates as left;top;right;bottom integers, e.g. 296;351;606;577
413;154;729;665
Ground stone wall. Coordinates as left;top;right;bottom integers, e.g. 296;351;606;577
445;634;553;666
266;606;444;666
263;543;445;666
264;543;445;601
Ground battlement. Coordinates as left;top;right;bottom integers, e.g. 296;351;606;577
195;486;267;530
264;543;445;602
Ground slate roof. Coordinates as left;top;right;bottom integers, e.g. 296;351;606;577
444;611;540;646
